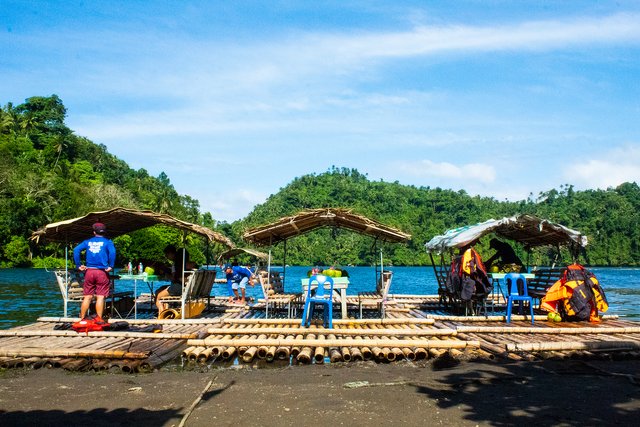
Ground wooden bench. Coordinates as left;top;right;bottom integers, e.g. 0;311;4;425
358;271;394;318
158;269;217;319
527;268;562;305
257;270;302;318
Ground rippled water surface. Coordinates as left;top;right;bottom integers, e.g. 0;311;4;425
1;266;638;329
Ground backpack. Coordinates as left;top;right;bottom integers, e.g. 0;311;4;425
541;264;608;321
445;248;492;301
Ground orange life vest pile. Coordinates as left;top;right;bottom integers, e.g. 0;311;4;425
541;263;608;322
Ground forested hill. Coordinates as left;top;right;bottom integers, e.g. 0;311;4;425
0;95;215;267
229;167;640;267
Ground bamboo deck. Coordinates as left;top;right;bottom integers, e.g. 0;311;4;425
1;296;639;373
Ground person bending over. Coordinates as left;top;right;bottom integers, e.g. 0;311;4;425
225;263;255;305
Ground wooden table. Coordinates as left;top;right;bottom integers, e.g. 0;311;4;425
301;277;349;319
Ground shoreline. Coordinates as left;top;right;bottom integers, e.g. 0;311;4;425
1;358;639;426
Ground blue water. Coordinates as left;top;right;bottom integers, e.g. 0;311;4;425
1;266;639;329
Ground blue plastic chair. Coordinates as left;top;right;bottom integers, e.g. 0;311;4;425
301;275;334;328
505;272;534;324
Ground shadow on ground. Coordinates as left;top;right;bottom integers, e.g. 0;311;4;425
0;407;180;427
416;357;640;426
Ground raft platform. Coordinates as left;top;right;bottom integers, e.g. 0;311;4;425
1;297;639;373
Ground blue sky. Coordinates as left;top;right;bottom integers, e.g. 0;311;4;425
2;1;639;222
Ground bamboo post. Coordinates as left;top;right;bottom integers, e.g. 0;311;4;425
313;334;326;364
290;333;304;357
197;348;214;364
327;334;342;363
242;345;258;363
340;346;352;362
256;333;269;359
297;333;315;364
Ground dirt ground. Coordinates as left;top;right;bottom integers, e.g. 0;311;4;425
0;357;639;427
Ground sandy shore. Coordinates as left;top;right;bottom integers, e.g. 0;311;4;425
1;357;639;426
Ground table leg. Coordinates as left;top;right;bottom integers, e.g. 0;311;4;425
134;279;137;319
340;289;347;319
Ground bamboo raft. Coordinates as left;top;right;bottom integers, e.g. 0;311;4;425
1;296;640;372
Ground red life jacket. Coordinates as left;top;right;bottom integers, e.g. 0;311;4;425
72;318;111;333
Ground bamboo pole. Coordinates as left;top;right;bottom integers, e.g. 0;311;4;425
37;317;224;325
506;340;640;352
0;348;149;359
62;358;90;371
0;330;199;339
223;318;435;326
205;327;455;337
256;333;269;359
222;346;236;360
187;340;480;349
457;326;640;334
188;347;205;362
197;348;214;364
290;334;304;357
314;334;326;364
182;346;196;359
340;346;351;362
275;333;290;360
242;345;258;363
297;333;315;364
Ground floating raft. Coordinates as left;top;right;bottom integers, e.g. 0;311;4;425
1;297;640;372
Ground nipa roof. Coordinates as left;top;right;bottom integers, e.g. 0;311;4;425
30;207;234;247
242;208;411;246
218;247;269;262
424;214;588;254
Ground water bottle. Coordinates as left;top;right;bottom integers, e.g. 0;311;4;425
138;262;143;275
127;261;132;274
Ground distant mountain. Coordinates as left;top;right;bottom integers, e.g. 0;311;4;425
231;167;640;266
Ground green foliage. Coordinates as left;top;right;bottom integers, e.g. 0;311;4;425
0;95;229;267
2;97;639;268
2;236;32;267
242;168;640;267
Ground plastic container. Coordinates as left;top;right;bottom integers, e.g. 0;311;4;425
138;262;144;275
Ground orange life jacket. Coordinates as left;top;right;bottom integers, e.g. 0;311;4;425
541;263;608;322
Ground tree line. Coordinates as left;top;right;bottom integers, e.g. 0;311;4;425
2;96;639;268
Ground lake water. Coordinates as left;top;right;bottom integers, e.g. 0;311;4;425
1;266;639;329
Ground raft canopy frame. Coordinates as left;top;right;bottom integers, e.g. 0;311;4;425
217;247;269;263
242;208;411;246
30;207;234;247
242;208;411;291
424;214;587;255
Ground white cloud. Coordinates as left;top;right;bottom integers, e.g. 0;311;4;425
199;188;268;223
394;159;496;184
564;144;640;189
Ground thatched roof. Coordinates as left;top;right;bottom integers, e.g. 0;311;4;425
242;208;411;246
424;214;587;254
218;247;269;262
30;207;234;247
